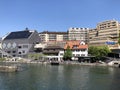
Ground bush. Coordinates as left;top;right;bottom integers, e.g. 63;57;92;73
0;58;6;61
88;46;111;60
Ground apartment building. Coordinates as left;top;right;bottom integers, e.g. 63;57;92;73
39;31;68;43
89;20;120;49
68;27;89;43
2;29;40;57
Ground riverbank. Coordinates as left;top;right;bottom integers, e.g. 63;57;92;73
1;58;120;68
2;60;109;67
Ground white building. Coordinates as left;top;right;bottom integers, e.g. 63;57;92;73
64;40;88;60
68;27;89;43
43;45;64;62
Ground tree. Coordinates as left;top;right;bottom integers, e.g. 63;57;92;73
88;46;111;60
118;38;120;45
63;46;72;60
28;53;44;60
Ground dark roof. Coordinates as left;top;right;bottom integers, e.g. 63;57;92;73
43;50;59;54
4;30;33;40
39;31;68;34
44;45;63;50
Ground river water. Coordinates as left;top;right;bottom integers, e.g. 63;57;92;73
0;64;120;90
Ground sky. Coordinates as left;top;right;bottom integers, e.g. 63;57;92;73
0;0;120;37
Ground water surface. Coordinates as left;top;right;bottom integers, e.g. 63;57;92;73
0;64;120;90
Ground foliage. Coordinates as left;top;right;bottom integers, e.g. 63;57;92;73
88;46;111;60
63;46;72;60
28;53;44;60
118;33;120;45
118;38;120;45
0;58;6;61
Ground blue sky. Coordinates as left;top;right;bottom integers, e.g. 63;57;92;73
0;0;120;37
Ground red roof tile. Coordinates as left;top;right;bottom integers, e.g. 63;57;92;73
64;40;88;49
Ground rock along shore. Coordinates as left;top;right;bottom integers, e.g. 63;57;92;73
0;65;18;72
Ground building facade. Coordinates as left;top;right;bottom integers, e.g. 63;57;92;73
68;27;89;43
89;20;120;49
64;40;88;60
39;31;68;43
2;29;40;57
43;45;64;61
42;41;88;61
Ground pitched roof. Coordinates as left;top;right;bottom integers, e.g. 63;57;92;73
64;40;88;49
4;30;33;40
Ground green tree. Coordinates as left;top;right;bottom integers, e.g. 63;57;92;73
0;58;6;61
63;46;72;60
88;46;111;60
118;38;120;45
28;53;44;60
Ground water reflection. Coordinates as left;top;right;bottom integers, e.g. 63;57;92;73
0;64;119;90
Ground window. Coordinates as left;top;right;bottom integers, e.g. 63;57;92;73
18;46;22;48
96;31;99;37
7;51;11;53
3;55;7;57
76;54;80;56
81;54;85;56
90;37;92;39
19;52;21;54
60;53;64;56
13;51;16;53
73;54;75;56
36;42;39;44
13;55;16;57
22;50;25;53
112;24;116;26
76;50;80;52
81;49;86;52
23;45;28;48
73;45;77;49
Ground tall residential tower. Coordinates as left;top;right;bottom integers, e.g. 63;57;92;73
89;20;120;49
